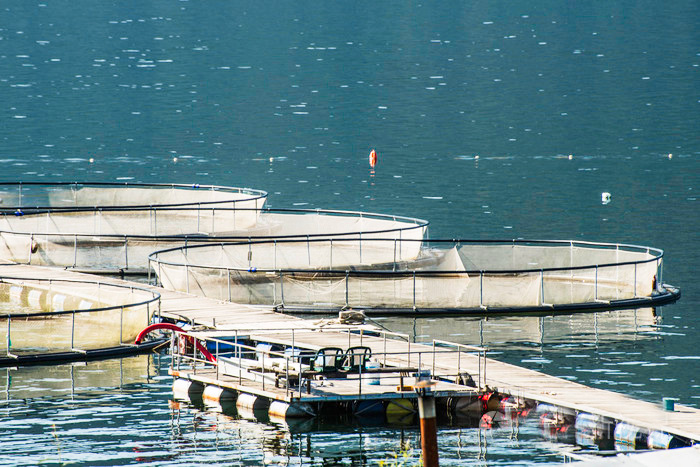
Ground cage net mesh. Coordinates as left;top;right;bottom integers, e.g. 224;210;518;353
0;281;155;352
152;240;660;310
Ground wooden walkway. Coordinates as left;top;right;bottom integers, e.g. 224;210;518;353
3;263;699;443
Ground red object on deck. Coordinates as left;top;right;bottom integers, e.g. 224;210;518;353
135;322;215;362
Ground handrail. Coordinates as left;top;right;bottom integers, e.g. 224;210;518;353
171;329;487;400
0;181;267;212
0;276;160;319
148;237;664;276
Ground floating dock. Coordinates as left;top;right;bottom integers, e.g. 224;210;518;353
3;263;698;450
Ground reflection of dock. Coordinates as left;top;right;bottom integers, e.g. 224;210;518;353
380;308;659;348
3;263;699;448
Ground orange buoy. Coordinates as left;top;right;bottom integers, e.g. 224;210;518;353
369;149;378;168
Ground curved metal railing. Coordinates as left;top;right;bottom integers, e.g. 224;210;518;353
0;181;268;212
0;202;428;272
0;275;161;354
148;238;677;314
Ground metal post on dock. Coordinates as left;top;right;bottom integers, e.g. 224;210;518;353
416;379;439;467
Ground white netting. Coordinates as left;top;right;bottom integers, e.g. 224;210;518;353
152;241;661;310
0;280;157;352
0;208;426;272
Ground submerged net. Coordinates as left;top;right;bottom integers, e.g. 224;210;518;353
0;279;158;352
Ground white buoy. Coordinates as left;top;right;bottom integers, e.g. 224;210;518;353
172;379;204;402
172;157;178;163
602;192;611;205
668;153;673;159
568;154;573;160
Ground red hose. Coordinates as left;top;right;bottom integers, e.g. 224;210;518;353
135;322;215;362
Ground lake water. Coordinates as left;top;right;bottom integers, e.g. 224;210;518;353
0;0;698;464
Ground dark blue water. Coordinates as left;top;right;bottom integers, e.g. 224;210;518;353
1;0;698;464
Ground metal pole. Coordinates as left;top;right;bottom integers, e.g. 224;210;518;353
6;316;10;356
595;265;598;301
71;310;76;349
413;271;416;310
345;271;349;308
479;271;484;307
280;271;285;306
417;388;439;467
383;332;387;367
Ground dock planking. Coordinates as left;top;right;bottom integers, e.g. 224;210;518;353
3;263;700;443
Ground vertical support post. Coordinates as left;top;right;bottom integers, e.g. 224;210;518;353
279;271;285;306
417;388;439;467
634;263;637;297
540;270;545;306
227;268;231;302
479;271;484;308
73;234;78;267
345;271;349;308
329;239;333;270
359;232;362;264
6;316;11;356
261;348;265;391
457;346;462;382
119;306;124;345
408;338;411;368
595;265;598;301
383;332;387;367
393;239;397;271
124;236;128;270
236;330;241;384
413;271;417;310
185;264;189;294
27;233;34;264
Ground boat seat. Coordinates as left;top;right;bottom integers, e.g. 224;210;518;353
310;347;345;373
342;346;372;372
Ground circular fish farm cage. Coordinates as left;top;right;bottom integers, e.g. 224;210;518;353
0;182;427;273
0;273;161;363
148;238;680;315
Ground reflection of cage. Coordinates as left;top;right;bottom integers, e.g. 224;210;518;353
150;238;677;314
0;276;160;354
0;182;428;273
